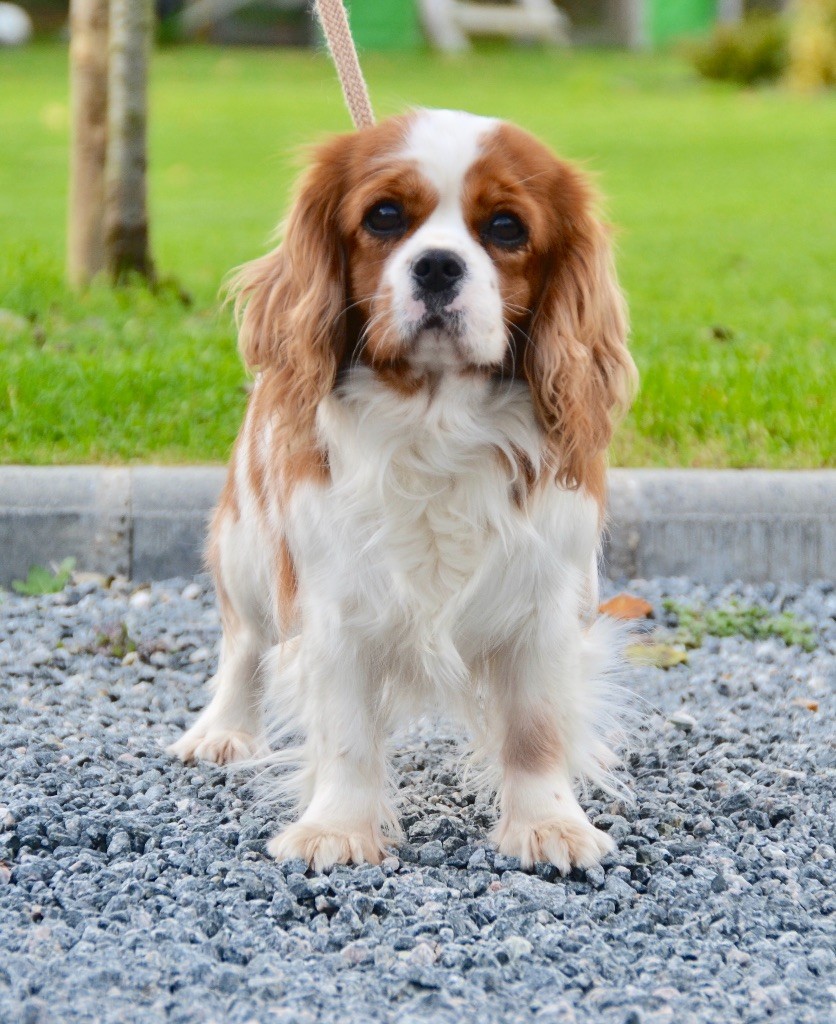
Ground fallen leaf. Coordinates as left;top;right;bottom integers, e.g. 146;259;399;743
792;698;819;712
600;593;654;620
626;642;688;669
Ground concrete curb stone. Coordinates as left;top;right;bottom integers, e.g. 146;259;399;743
130;467;222;582
603;468;835;582
0;466;833;585
0;466;131;583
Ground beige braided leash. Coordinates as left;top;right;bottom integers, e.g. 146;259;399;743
314;0;376;130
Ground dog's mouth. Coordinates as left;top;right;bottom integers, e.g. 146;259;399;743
406;308;464;344
422;313;446;331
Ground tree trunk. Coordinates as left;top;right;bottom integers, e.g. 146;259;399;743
67;0;109;288
609;0;648;50
105;0;154;282
717;0;744;23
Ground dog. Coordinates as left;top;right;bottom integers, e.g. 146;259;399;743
170;108;637;873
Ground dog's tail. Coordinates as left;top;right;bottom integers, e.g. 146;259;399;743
570;613;639;800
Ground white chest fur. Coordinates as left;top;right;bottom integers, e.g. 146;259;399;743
286;370;599;688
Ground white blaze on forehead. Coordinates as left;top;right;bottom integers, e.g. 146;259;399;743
400;109;498;201
382;108;508;369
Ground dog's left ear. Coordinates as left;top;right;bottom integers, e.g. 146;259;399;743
525;163;637;491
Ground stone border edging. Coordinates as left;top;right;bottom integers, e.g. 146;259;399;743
0;467;833;585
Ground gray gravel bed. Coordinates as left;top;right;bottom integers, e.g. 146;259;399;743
1;574;834;1024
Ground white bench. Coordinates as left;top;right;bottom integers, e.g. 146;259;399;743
420;0;568;52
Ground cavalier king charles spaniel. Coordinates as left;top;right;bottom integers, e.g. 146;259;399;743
170;108;638;873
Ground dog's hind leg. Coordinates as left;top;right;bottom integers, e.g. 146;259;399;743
169;496;274;766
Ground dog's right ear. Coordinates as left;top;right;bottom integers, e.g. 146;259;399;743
230;134;353;388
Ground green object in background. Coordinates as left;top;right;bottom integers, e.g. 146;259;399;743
347;0;421;50
649;0;717;47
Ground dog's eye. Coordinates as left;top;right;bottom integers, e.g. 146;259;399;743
363;202;407;237
484;212;527;248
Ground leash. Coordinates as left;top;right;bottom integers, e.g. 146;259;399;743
313;0;376;130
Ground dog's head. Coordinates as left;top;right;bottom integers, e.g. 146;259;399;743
233;109;636;488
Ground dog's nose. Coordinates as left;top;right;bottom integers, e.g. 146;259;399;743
412;249;465;294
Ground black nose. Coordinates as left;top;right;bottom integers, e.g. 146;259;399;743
412;249;465;294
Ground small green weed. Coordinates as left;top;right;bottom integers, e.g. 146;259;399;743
93;622;137;660
12;557;75;596
664;598;817;652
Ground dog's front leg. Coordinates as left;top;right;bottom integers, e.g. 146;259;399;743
268;642;396;871
488;617;614;873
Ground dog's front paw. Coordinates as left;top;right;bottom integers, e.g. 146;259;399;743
493;814;614;874
168;724;261;766
268;822;389;872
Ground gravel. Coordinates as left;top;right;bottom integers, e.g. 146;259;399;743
1;574;834;1024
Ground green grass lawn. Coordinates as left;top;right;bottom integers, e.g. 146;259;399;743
1;43;833;466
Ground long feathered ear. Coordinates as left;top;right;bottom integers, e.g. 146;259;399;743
525;165;637;491
229;134;352;404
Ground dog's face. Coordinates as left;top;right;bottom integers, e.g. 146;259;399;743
233;109;636;489
339;109;605;376
343;110;536;372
